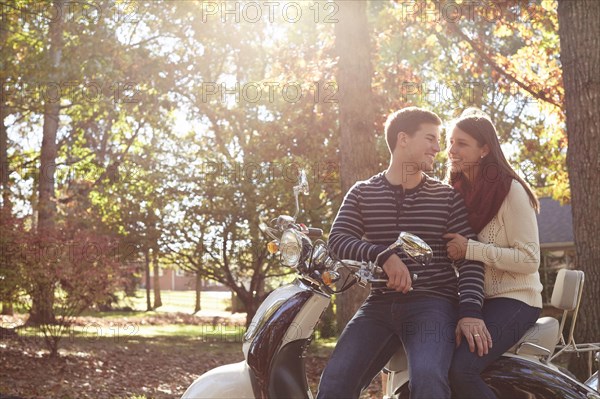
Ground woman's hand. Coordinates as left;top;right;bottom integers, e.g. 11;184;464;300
455;317;493;357
443;232;468;261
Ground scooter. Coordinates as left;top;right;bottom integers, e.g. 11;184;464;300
182;172;600;399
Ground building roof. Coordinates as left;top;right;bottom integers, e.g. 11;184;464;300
536;197;574;246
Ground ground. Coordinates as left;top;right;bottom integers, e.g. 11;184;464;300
0;310;383;399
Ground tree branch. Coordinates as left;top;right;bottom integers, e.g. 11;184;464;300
446;24;561;108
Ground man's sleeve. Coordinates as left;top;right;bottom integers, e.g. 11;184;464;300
448;192;485;319
328;183;391;265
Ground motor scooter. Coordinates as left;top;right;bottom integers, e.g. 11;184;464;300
182;172;600;399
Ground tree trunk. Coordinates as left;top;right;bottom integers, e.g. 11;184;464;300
0;29;13;317
0;7;11;214
243;295;259;328
0;77;9;213
318;300;336;339
194;271;202;313
333;0;379;333
557;0;600;380
152;248;162;309
29;0;65;326
144;249;152;311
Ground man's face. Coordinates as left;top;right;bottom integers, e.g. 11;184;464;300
401;123;441;172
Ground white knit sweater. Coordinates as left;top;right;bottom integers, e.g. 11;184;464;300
466;180;543;308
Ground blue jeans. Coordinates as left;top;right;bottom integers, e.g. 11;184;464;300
449;298;541;399
317;295;457;399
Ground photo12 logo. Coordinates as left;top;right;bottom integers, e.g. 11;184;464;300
1;80;141;104
199;161;339;185
396;1;540;23
1;1;143;27
200;81;338;104
399;81;539;109
200;1;339;24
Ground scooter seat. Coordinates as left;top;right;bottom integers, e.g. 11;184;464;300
384;317;560;373
385;345;408;372
507;316;559;356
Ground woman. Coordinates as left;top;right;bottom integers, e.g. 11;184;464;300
443;108;543;399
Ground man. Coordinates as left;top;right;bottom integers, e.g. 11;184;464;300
317;107;489;399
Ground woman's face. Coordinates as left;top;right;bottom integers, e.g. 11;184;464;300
447;127;489;177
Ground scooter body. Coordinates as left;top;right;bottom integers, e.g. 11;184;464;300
182;279;331;399
182;361;254;399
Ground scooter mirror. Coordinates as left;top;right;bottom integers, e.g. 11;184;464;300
398;232;433;266
292;169;309;221
374;232;433;268
296;169;309;196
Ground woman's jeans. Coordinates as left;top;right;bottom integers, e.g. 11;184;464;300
449;298;541;399
317;295;457;399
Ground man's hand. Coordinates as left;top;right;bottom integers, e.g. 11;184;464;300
443;232;468;261
382;254;412;293
455;317;493;357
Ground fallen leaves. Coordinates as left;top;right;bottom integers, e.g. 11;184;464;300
0;312;381;398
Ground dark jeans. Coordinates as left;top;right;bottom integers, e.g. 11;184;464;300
449;298;541;399
317;295;457;399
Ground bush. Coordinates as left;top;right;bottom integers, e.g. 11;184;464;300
21;226;134;356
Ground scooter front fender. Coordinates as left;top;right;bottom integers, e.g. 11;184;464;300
182;361;254;399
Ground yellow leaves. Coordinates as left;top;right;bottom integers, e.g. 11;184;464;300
541;0;558;13
425;34;438;47
494;24;513;38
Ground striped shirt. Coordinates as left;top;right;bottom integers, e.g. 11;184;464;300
329;172;484;319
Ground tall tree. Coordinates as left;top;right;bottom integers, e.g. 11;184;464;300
0;19;13;315
334;0;380;332
557;0;600;371
0;26;9;214
29;0;65;325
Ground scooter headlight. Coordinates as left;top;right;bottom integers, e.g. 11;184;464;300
280;229;302;267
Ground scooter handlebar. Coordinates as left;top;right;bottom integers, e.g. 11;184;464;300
341;259;417;292
306;227;323;238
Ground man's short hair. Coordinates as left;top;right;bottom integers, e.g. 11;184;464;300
385;107;442;152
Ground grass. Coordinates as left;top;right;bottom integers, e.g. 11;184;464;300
117;289;233;313
128;324;246;341
10;289;245;343
15;323;341;346
9;287;337;349
75;289;234;317
10;289;234;317
14;318;338;346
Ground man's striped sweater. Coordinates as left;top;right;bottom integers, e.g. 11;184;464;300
329;172;484;319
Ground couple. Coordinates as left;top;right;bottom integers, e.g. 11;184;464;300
317;107;543;399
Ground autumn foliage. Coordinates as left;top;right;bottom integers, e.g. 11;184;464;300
1;212;132;355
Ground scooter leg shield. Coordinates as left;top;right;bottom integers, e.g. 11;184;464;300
181;361;254;399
